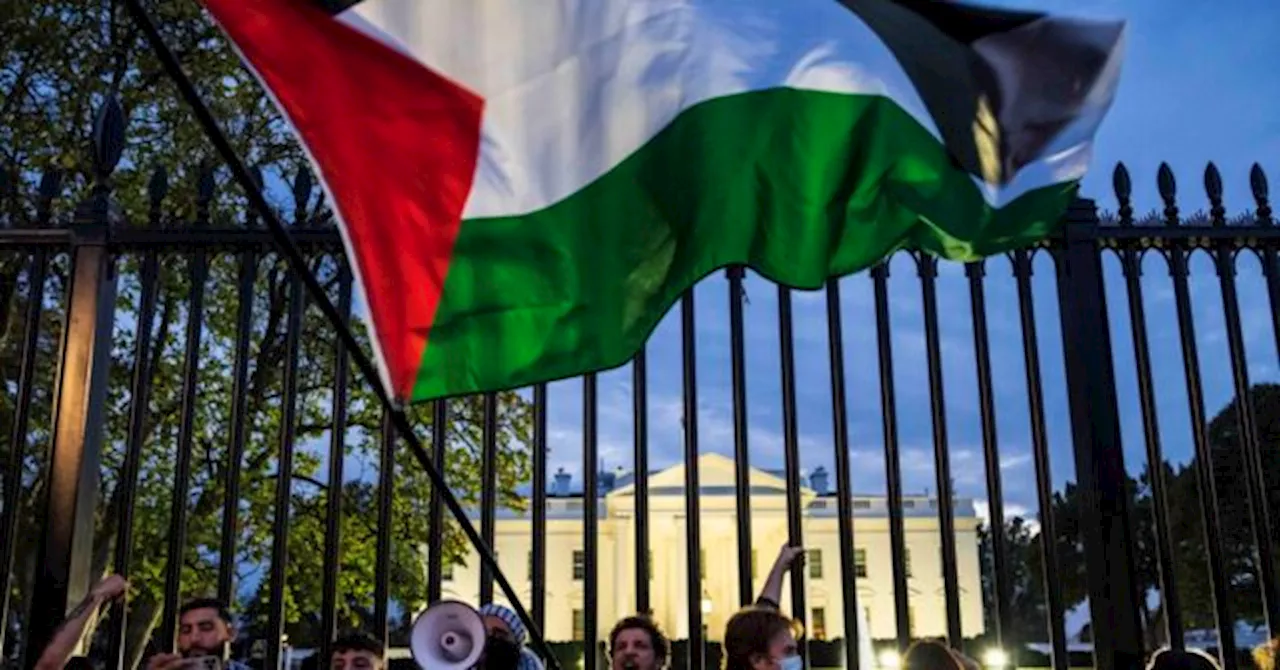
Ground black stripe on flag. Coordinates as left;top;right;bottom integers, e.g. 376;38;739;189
315;0;363;14
837;0;1122;185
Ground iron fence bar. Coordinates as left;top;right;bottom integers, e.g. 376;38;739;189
584;373;600;670
160;240;208;650
1213;241;1280;633
374;410;395;647
122;3;559;663
1167;242;1236;668
0;250;46;658
824;278;861;669
427;399;447;604
217;250;257;604
265;269;304;669
871;263;910;651
1118;247;1183;648
1012;249;1068;670
778;285;808;667
105;250;159;668
727;267;754;607
320;264;354;662
965;260;1010;648
632;352;651;614
532;384;548;628
918;255;963;646
1054;201;1145;670
480;392;499;604
682;292;705;670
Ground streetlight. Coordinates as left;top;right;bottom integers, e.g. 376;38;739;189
701;597;714;615
983;648;1010;669
878;649;902;669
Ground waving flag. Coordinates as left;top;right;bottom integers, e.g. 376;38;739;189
200;0;1125;403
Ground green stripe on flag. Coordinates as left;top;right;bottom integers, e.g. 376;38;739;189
414;88;1075;401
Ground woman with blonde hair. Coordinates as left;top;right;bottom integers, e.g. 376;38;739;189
1253;638;1279;670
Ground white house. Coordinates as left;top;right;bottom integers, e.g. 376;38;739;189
439;453;985;645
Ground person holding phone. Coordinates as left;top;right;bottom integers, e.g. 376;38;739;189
145;597;249;670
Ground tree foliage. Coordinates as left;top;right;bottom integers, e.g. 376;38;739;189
1;1;535;667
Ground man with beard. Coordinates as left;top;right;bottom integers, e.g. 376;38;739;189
477;603;545;670
145;598;249;670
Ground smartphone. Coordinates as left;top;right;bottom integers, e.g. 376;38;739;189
180;658;223;670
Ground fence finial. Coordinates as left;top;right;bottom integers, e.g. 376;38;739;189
195;160;216;227
1251;163;1272;225
36;169;63;227
1113;162;1133;226
245;166;265;228
147;166;169;227
91;94;125;186
1204;163;1225;226
293;169;313;225
1157;162;1178;226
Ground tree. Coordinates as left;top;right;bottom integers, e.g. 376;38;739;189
979;516;1054;645
1;2;535;667
1028;383;1280;646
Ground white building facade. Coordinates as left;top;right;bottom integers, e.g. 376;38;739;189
441;454;985;644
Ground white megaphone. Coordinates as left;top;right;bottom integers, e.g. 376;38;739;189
410;600;488;669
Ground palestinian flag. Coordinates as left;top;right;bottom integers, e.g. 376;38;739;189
201;0;1125;403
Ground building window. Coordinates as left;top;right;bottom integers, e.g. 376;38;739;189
853;500;872;509
854;548;867;579
573;550;585;580
572;609;585;641
903;548;912;578
441;561;454;581
812;608;827;641
648;550;654;580
751;549;758;579
908;607;916;636
699;549;707;580
864;608;873;633
809;549;823;579
527;551;535;580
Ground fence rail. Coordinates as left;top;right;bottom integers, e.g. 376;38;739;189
1;107;1279;670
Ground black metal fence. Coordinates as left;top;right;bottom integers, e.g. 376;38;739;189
2;110;1279;670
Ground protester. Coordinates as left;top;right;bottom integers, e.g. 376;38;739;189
33;573;128;670
1254;638;1280;670
1146;648;1222;670
903;640;964;670
145;597;250;670
330;631;384;670
478;602;545;670
721;545;806;670
607;614;670;670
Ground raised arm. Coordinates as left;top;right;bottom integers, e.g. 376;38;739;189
34;574;128;670
756;545;805;608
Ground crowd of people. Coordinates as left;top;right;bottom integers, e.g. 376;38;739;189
29;544;1280;670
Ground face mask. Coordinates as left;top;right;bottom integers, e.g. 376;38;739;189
778;654;803;670
482;636;522;670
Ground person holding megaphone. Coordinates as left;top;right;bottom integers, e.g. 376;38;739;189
409;600;545;670
477;603;546;670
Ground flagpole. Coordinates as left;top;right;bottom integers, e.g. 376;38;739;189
119;1;561;666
